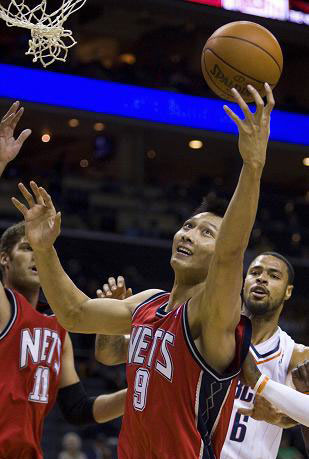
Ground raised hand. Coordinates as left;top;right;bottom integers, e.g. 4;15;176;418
11;181;61;251
0;101;31;165
224;83;275;169
97;276;132;300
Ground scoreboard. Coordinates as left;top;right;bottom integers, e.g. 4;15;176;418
186;0;309;25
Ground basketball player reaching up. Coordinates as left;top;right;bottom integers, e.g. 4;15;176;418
0;102;126;459
13;83;274;459
96;252;309;459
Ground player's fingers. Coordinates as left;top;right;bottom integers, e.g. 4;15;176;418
96;289;105;298
103;283;113;297
125;288;133;298
53;211;61;235
10;107;24;130
108;277;117;291
247;85;264;122
117;276;125;289
231;87;253;121
264;83;275;116
30;181;45;205
38;186;56;211
18;182;35;207
223;105;241;129
1;112;15;127
16;129;32;146
1;101;19;122
297;362;309;386
11;197;28;216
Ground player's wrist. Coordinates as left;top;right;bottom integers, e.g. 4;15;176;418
254;374;270;395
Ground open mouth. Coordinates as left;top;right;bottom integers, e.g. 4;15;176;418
250;286;268;299
176;246;193;256
30;267;38;273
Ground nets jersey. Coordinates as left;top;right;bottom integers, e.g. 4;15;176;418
118;292;251;459
221;327;295;459
0;288;66;459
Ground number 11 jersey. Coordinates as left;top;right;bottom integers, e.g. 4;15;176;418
118;292;251;459
0;289;66;459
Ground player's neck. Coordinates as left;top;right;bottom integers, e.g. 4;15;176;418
250;312;281;345
167;280;204;311
3;280;40;308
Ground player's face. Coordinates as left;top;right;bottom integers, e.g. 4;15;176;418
243;255;292;316
3;236;40;290
171;212;222;282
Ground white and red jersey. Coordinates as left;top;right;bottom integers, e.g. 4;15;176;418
0;288;66;459
118;292;251;459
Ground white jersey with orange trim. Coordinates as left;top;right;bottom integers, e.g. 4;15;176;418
221;327;295;459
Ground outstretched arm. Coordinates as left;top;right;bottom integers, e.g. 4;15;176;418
191;85;274;353
242;354;309;428
0;101;31;176
12;182;161;334
0;101;31;303
58;333;126;424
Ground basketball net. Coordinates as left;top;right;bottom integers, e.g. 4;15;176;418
0;0;86;67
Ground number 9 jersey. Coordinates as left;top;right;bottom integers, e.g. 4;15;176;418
118;292;251;459
0;289;66;459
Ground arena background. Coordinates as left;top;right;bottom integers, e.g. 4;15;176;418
0;0;308;457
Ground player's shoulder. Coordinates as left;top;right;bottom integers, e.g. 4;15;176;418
287;341;309;373
126;289;166;313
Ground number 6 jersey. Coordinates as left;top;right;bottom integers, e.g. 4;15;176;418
0;288;66;459
221;327;295;459
118;292;251;459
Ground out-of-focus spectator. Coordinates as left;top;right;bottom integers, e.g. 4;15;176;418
58;432;88;459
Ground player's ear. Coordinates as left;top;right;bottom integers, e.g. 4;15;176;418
284;284;293;301
0;251;10;269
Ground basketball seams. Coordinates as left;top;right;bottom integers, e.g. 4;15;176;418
201;61;236;101
203;47;276;86
206;35;282;73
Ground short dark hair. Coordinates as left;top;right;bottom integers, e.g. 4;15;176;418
259;251;295;284
191;194;228;219
0;221;25;261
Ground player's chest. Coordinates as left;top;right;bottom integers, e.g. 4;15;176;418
1;324;62;372
0;324;63;402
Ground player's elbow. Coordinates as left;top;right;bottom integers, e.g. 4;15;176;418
58;302;85;332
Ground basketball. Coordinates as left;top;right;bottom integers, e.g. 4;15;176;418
201;21;283;102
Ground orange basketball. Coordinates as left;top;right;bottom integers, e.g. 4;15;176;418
201;21;283;102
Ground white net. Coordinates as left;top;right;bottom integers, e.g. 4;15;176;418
0;0;87;67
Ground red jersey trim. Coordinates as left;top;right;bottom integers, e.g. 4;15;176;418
0;288;18;340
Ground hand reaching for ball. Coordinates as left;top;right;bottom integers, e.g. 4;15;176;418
223;83;275;170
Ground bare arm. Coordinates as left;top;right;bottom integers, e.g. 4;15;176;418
93;389;127;423
0;102;31;306
59;333;126;422
95;276;131;365
191;85;274;358
289;348;309;454
242;353;309;428
12;181;162;334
